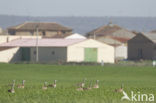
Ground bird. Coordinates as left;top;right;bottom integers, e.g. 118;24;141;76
76;87;84;91
115;83;124;93
42;82;48;90
93;80;99;89
83;82;92;91
48;80;57;88
77;78;86;88
87;82;92;90
8;80;15;93
18;80;25;88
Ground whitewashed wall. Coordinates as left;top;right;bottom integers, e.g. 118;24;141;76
115;44;127;59
0;35;42;44
67;39;114;63
0;47;21;63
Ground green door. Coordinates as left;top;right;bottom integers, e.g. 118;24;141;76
21;48;30;61
84;48;97;62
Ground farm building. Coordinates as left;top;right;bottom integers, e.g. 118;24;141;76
128;32;156;60
86;22;136;39
97;36;129;60
65;33;86;39
7;22;72;38
0;35;42;44
0;38;114;63
86;23;136;60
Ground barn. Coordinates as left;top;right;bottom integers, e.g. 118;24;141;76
0;38;114;63
86;22;136;60
128;32;156;60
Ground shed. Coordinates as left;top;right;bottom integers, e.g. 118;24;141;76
0;39;114;63
128;32;156;60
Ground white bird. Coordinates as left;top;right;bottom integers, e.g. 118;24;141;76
121;91;131;101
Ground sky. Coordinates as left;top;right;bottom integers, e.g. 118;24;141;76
0;0;156;17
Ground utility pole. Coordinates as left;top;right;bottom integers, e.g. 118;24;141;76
36;24;39;62
94;31;96;40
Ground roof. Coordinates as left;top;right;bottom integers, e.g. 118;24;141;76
0;38;85;47
142;32;156;43
150;30;156;33
65;33;86;39
8;22;72;31
96;36;129;46
86;23;135;39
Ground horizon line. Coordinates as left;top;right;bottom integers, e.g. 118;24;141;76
0;14;156;18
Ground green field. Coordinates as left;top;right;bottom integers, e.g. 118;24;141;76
0;63;155;103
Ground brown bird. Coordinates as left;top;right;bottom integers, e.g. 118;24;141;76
93;80;99;89
48;80;57;88
42;82;48;90
18;80;25;89
82;82;92;91
87;82;92;90
8;80;15;93
115;83;124;93
77;78;86;88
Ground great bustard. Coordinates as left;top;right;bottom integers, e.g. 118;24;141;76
115;83;124;93
48;80;57;88
77;78;86;88
83;82;92;91
8;80;15;93
93;80;99;89
18;80;25;88
42;82;48;90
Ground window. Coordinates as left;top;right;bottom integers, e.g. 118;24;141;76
34;51;36;55
42;31;45;36
62;31;66;34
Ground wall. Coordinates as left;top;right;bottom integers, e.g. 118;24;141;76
67;39;114;63
128;34;154;60
0;47;21;63
30;47;67;62
0;35;42;44
9;30;72;37
115;44;127;60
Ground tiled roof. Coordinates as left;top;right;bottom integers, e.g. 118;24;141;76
110;36;130;43
8;22;72;31
86;23;135;39
96;36;129;46
142;32;156;43
0;38;85;47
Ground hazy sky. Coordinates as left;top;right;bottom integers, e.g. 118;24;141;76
0;0;156;17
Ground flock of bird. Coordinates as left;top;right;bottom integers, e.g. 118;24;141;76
8;79;124;93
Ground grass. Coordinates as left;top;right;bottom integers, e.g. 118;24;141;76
0;63;155;103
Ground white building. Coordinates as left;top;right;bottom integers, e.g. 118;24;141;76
97;36;128;60
65;33;86;39
0;38;114;63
